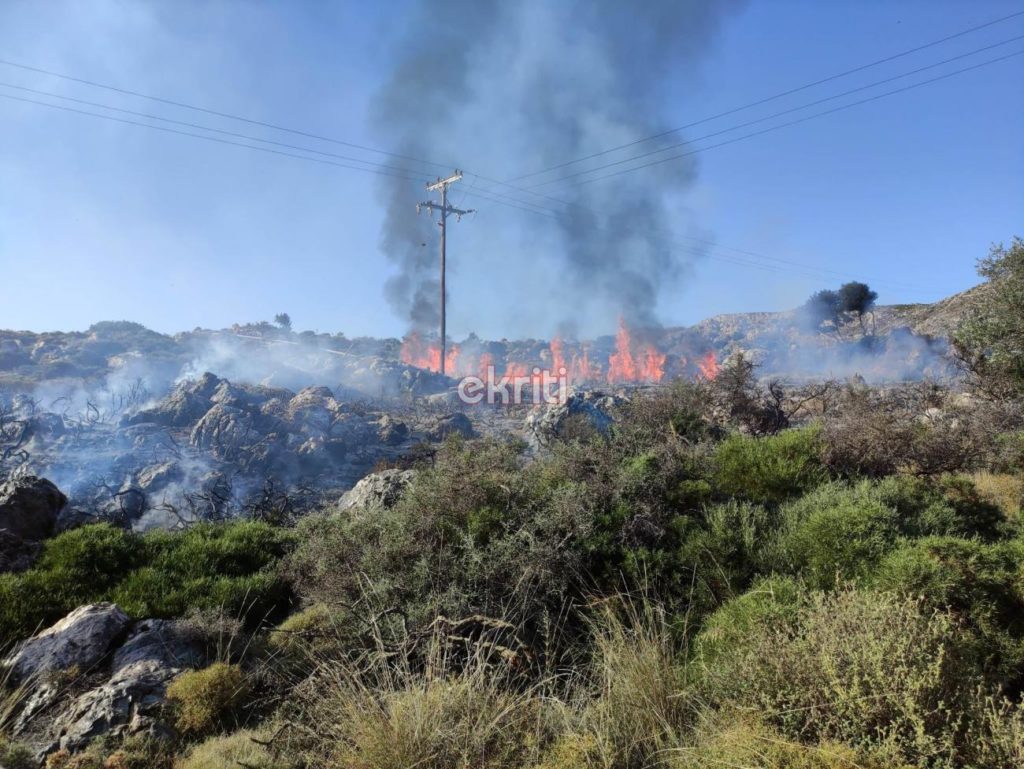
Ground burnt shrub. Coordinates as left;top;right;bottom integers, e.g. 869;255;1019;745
820;384;1014;478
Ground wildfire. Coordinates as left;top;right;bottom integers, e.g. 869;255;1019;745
696;350;719;380
478;352;494;379
400;332;441;372
400;320;683;386
400;332;463;374
550;337;566;375
606;318;665;384
569;345;594;383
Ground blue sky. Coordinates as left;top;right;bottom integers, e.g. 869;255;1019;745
0;0;1021;339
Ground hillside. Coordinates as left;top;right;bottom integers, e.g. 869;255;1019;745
0;285;984;394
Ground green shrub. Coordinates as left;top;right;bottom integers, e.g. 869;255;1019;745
916;475;1012;540
774;482;908;588
693;575;807;667
33;523;143;589
0;737;35;769
266;604;350;669
874;537;1024;689
698;588;979;767
287;438;594;636
0;521;293;648
166;662;251;736
671;501;780;622
771;476;1012;589
713;426;827;505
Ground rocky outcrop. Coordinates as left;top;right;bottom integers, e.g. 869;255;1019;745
0;529;39;573
0;476;65;542
125;372;221;427
4;607;209;757
338;469;415;512
3;603;130;683
376;414;410;446
526;389;622;448
0;476;66;573
49;619;206;752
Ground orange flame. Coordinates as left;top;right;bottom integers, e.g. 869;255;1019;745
400;333;459;375
697;350;719;380
606;318;665;384
505;360;529;378
550;337;566;375
642;345;667;381
478;352;494;379
570;346;594;383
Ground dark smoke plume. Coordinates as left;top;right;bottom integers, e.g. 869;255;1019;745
371;0;746;337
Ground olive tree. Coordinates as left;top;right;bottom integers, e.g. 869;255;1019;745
954;237;1024;399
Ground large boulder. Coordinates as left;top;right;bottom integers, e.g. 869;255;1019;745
338;469;415;513
286;386;337;439
2;603;130;683
135;460;184;493
0;476;66;542
49;619;206;752
376;414;410;446
525;389;622;449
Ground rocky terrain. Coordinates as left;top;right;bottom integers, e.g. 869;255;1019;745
0;287;978;535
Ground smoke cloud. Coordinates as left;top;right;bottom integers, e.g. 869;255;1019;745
371;0;746;337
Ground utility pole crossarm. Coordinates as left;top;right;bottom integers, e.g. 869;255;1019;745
426;171;463;191
416;201;475;219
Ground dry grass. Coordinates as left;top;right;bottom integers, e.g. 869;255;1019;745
174;729;289;769
971;471;1024;519
570;598;691;769
287;641;562;769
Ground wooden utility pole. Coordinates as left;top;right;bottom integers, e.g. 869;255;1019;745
418;170;473;376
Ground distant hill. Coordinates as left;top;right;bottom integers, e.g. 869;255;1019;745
0;284;986;391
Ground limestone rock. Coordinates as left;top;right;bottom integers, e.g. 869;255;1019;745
525;389;622;449
338;469;415;512
3;603;130;684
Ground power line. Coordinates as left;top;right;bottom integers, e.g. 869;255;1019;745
0;91;436;184
567;47;1024;187
466;46;1023;211
527;34;1024;188
0;27;1003;291
0;60;953;293
456;188;937;293
0;80;442;178
450;46;1020;288
505;8;1024;182
0;56;454;173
